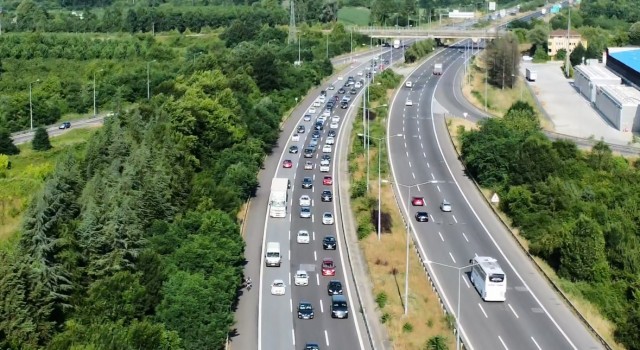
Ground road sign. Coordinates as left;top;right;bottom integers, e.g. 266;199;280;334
489;2;496;11
491;193;500;204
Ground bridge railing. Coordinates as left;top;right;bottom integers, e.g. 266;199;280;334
352;26;503;38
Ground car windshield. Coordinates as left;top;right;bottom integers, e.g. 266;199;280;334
299;303;311;310
325;236;336;242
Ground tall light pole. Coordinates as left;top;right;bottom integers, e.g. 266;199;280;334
29;79;40;130
384;179;439;315
326;33;329;59
298;33;301;64
426;260;480;350
359;132;401;241
147;60;156;100
93;69;103;116
350;28;353;62
564;5;571;78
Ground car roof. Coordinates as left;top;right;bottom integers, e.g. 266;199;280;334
323;257;333;262
273;279;284;284
296;270;307;275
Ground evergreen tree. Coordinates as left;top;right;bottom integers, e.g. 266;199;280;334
32;127;52;151
0;128;19;155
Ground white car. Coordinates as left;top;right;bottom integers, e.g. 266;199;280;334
318;95;326;103
294;270;309;286
322;212;334;225
331;115;340;123
304;161;313;170
297;230;310;244
320;157;330;166
355;82;362;88
322;109;331;118
338;76;343;80
317;115;327;123
299;195;311;207
292;133;300;142
325;136;335;145
308;107;317;114
357;70;363;76
405;81;413;88
440;200;452;212
303;114;312;122
322;145;332;153
330;121;339;129
320;164;330;172
271;280;286;295
406;99;413;106
313;101;321;107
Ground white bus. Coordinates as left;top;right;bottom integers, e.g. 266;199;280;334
469;256;507;302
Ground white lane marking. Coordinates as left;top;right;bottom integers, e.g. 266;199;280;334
404;142;408;148
427;162;430;168
314;250;317;261
531;337;542;350
438;232;444;242
289;229;291;240
508;303;519;319
428;47;579;350
320;299;324;313
452;215;458;223
325;330;330;347
408;161;412;168
462;274;471;288
312;231;316;241
462;232;469;242
430;214;435;222
498;335;508;350
423;152;426;157
288;249;291;261
431;173;435;180
475;252;479;258
478;303;488;318
418;134;422;140
290;298;293;313
412;172;416;179
289;272;292;285
311;214;315;223
437;185;441;192
292;329;296;346
449;252;456;263
316;273;320;286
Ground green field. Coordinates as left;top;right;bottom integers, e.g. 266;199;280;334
0;127;98;244
337;6;370;26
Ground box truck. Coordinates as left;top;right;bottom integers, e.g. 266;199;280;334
526;68;537;82
265;242;281;267
393;39;401;49
269;178;289;218
433;63;443;75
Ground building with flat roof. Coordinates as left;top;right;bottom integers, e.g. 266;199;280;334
606;48;640;89
594;85;640;132
547;29;586;57
574;64;621;103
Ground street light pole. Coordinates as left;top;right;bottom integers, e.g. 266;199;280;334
147;61;152;100
93;72;97;116
29;79;40;130
405;185;411;315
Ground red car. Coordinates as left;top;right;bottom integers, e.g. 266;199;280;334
411;197;425;206
283;160;293;168
323;176;333;185
321;258;336;276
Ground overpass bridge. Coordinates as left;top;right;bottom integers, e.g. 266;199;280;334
353;26;504;39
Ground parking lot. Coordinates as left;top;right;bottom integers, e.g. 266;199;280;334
521;61;632;145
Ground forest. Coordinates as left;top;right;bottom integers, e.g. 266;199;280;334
459;101;640;349
0;12;365;350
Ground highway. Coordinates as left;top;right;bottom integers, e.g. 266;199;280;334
386;45;605;350
11;115;108;145
258;48;401;350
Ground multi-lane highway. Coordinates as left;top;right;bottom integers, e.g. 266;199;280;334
258;48;402;350
386;45;605;350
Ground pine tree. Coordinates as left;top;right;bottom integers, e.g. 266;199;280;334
32;127;52;151
0;128;19;155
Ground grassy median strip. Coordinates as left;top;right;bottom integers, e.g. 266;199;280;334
348;69;456;350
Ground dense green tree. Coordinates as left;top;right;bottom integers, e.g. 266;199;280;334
486;33;520;89
630;22;640;45
559;215;610;282
32;127;52;151
0;128;19;155
570;42;587;66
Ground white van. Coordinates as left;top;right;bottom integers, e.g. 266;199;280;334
265;242;281;267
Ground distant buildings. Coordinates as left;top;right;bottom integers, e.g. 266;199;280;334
547;29;586;57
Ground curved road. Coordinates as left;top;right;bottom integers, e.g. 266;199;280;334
387;46;604;350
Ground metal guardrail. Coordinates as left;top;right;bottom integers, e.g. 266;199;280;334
353;26;502;39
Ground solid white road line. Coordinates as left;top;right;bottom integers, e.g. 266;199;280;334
508;303;519;319
531;337;542;350
292;329;296;346
290;298;293;313
325;330;330;347
498;335;508;350
478;303;489;318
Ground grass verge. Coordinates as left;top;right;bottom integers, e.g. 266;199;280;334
446;117;624;350
0;127;98;245
348;71;456;349
338;7;371;26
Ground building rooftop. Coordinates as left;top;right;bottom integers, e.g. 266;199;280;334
599;85;640;107
549;29;581;38
609;48;640;74
574;64;621;81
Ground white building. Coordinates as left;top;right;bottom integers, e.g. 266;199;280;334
574;65;621;103
594;85;640;132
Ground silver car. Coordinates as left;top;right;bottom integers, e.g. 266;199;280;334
300;207;312;218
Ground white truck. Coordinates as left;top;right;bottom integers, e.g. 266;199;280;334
433;63;443;75
393;39;401;49
526;68;537;82
269;178;289;218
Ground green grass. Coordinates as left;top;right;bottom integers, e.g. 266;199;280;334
338;6;371;26
0;127;98;243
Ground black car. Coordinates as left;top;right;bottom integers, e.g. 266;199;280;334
302;177;313;189
304;344;320;350
289;145;299;154
338;88;346;94
415;211;429;222
314;122;323;131
340;102;349;109
328;130;337;137
320;90;327;96
326;101;335;109
323;235;337;249
297;125;306;133
59;121;71;129
327;280;343;295
321;190;333;202
297;301;315;319
350;88;357;95
311;130;321;139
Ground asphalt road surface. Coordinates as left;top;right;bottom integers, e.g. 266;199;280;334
250;49;403;350
11;115;107;145
386;45;605;350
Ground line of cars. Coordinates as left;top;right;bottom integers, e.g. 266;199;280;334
411;195;453;222
276;75;367;350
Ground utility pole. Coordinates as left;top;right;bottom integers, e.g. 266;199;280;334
564;6;571;77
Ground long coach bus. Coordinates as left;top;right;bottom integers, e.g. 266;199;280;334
469;256;507;302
